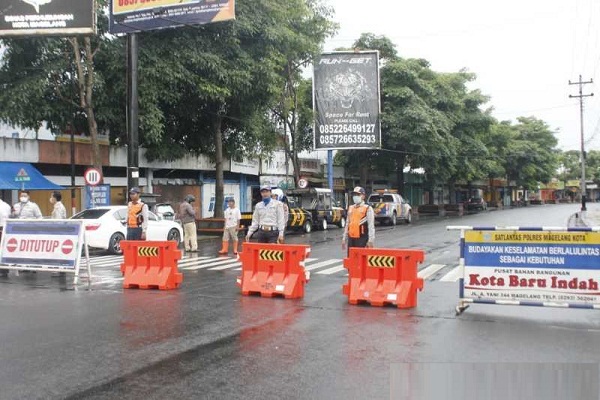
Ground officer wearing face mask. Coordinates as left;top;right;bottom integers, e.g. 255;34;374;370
12;190;42;219
342;186;375;252
246;185;285;244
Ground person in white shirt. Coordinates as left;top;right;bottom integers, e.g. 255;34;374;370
12;190;42;219
50;191;67;219
0;198;11;228
246;186;285;244
219;198;242;255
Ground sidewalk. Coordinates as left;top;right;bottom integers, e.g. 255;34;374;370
569;202;600;228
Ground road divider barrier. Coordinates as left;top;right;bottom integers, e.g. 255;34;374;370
236;242;311;298
120;240;183;290
343;248;425;308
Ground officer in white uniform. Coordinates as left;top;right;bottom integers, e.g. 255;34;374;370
246;185;285;244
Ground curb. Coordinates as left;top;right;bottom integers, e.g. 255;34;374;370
568;211;591;228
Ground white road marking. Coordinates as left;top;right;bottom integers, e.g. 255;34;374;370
207;261;242;270
304;259;342;271
316;265;346;275
439;266;461;282
417;264;447;280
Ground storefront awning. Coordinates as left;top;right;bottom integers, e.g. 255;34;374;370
0;162;62;190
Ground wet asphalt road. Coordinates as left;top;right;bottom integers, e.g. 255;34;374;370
2;203;600;399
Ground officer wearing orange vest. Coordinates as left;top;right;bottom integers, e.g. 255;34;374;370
127;187;149;240
342;186;375;252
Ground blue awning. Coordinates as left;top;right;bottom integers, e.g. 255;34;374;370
0;162;63;190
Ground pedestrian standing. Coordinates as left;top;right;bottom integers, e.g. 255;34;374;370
246;185;285;244
219;198;241;255
12;190;42;219
178;194;198;252
50;191;67;219
126;187;148;240
271;188;289;227
342;186;375;253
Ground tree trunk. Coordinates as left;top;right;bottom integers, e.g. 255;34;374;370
395;154;406;193
84;37;101;174
448;181;456;204
359;157;368;188
214;115;224;218
71;37;102;177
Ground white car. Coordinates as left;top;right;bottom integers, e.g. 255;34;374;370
71;206;183;254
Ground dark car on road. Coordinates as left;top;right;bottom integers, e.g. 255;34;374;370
466;197;487;211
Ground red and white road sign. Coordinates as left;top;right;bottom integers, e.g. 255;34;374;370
61;239;74;255
84;168;102;186
6;238;17;252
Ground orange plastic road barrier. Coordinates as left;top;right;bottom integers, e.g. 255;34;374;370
236;242;311;299
342;248;424;308
120;240;183;290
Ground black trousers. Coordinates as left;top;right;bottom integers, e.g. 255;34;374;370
347;236;369;256
127;227;143;240
255;230;279;243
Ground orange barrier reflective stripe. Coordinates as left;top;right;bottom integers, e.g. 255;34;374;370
120;240;183;290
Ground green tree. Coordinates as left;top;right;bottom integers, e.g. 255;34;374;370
0;1;110;173
504;117;559;189
121;0;336;217
557;150;581;182
268;0;337;183
587;150;600;182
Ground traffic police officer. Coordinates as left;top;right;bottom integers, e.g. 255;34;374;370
127;187;149;240
246;185;285;244
342;186;375;252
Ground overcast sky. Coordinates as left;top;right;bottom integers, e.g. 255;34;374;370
323;0;600;152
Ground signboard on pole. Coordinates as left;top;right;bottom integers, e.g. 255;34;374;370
84;167;102;186
313;51;381;150
0;0;96;37
453;227;600;312
109;0;235;34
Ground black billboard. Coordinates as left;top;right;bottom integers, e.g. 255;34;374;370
0;0;95;37
109;0;235;34
313;51;381;150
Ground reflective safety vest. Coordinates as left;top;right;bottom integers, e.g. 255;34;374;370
348;204;369;239
128;202;145;228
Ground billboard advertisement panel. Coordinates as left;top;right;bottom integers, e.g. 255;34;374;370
109;0;235;34
0;0;96;37
313;51;381;150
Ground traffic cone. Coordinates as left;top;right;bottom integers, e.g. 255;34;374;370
218;241;229;255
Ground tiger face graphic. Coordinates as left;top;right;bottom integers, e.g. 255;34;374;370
322;70;371;109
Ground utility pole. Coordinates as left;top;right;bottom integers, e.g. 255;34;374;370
126;33;140;196
569;75;593;211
